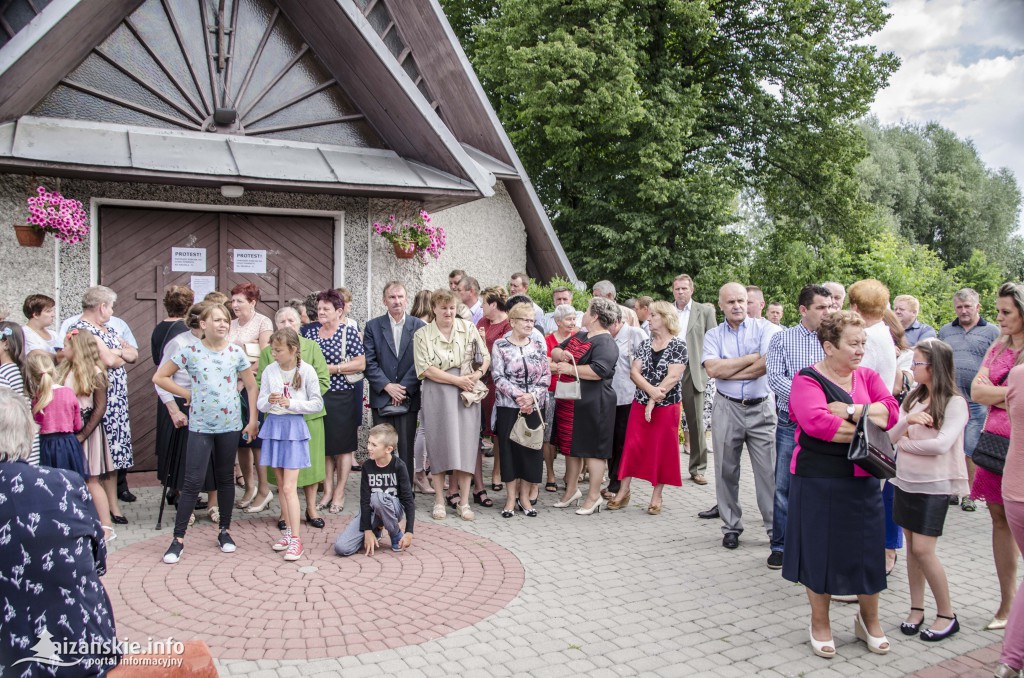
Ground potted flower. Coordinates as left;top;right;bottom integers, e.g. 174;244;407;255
14;186;89;247
372;209;446;262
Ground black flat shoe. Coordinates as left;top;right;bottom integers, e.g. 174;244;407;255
920;614;959;642
900;607;925;635
118;490;137;503
277;519;287;531
722;532;739;549
110;513;128;525
305;511;325;529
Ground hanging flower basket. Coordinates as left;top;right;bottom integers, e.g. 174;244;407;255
373;208;445;263
13;224;45;247
24;186;89;245
393;241;417;259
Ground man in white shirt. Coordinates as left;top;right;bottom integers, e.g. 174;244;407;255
541;286;584;335
673;274;717;487
509;272;546;332
592;280;640;328
457;276;483;325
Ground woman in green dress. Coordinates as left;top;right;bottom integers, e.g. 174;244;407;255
256;306;330;529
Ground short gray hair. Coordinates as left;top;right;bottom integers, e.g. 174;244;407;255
592;280;616;299
588;297;620;329
953;288;980;304
82;285;117;310
0;388;36;462
553;304;577;323
275;306;301;323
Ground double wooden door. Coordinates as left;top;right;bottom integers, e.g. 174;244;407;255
99;206;335;471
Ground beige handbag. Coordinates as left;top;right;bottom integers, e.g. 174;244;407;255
554;353;581;400
341;325;364;385
510;393;544;449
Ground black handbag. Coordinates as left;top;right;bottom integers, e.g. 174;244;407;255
971;368;1010;475
974;432;1010;475
848;411;897;480
378;401;410;417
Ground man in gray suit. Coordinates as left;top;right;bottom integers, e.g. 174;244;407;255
672;274;717;487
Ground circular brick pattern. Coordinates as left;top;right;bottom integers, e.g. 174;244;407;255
103;518;525;661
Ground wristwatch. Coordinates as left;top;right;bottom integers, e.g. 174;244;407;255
845;404;856;422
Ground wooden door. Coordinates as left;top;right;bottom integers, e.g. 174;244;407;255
99;207;335;471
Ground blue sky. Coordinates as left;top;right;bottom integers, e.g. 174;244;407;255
867;0;1024;222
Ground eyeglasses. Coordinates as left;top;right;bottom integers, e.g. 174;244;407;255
513;318;535;324
911;361;930;367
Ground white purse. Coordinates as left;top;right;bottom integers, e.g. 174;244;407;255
553;353;581;400
510;393;544;450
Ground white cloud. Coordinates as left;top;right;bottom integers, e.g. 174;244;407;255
867;0;1024;221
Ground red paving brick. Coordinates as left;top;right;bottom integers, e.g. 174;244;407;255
908;641;1004;677
103;517;524;661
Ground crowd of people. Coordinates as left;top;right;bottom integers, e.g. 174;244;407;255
5;268;1024;676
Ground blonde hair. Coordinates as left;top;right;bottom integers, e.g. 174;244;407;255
648;300;680;335
0;388;36;462
368;423;398;450
58;331;107;397
894;294;920;314
270;328;303;389
27;352;58;414
507;301;535;322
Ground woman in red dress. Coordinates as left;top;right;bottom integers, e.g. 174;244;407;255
475;286;511;506
608;301;687;514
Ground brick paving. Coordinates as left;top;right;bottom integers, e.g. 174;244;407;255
107;449;1017;677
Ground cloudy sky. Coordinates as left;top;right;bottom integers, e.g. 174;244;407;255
867;0;1024;219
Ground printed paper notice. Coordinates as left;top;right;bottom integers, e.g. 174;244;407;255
171;247;206;272
233;249;266;274
190;275;216;300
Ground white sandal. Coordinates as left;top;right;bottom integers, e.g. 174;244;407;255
208;506;220;523
457;504;475;521
854;613;890;654
809;625;835;658
101;525;117;543
432;504;447;520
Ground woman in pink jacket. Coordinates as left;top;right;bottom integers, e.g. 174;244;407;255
888;338;969;642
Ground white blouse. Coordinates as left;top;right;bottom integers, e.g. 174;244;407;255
257;362;324;416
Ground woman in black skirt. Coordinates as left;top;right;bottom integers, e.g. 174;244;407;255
888;338;969;641
301;289;365;513
784;311;900;658
491;302;551;517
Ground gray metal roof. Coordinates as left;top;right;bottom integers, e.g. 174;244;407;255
462;144;518;181
0;116;477;192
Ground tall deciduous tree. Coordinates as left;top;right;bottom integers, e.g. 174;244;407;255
442;0;898;296
858;117;1022;270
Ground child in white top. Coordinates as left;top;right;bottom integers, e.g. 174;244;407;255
258;328;324;561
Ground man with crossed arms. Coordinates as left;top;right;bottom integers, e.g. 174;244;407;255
702;282;779;564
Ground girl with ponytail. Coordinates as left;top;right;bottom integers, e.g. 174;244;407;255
27;352;88;479
257;328;322;561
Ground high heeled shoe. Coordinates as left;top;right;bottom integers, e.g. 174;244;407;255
243;491;274;513
575;498;604;515
553;489;582;508
809;625;835;658
515;499;538;517
900;607;925;635
607;492;631;510
920;614;959;642
853;613;890;654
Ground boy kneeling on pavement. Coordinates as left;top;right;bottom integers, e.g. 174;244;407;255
334;424;414;556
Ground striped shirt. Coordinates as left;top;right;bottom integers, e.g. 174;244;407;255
766;322;825;418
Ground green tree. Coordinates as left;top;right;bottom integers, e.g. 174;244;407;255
858;118;1022;270
442;0;899;293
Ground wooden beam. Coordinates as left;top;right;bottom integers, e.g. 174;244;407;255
160;0;212;115
124;17;207;120
93;48;206;125
237;44;308;120
241;79;339;127
245;113;365;136
60;78;202;129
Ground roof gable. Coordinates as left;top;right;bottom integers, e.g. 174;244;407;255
0;0;494;196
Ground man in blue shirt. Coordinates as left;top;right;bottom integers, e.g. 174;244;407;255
702;283;780;559
764;284;831;569
938;288;1000;511
894;294;937;347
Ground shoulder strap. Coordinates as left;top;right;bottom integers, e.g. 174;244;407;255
798;366;853;404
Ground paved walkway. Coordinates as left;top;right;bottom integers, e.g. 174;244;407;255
107;450;1016;677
